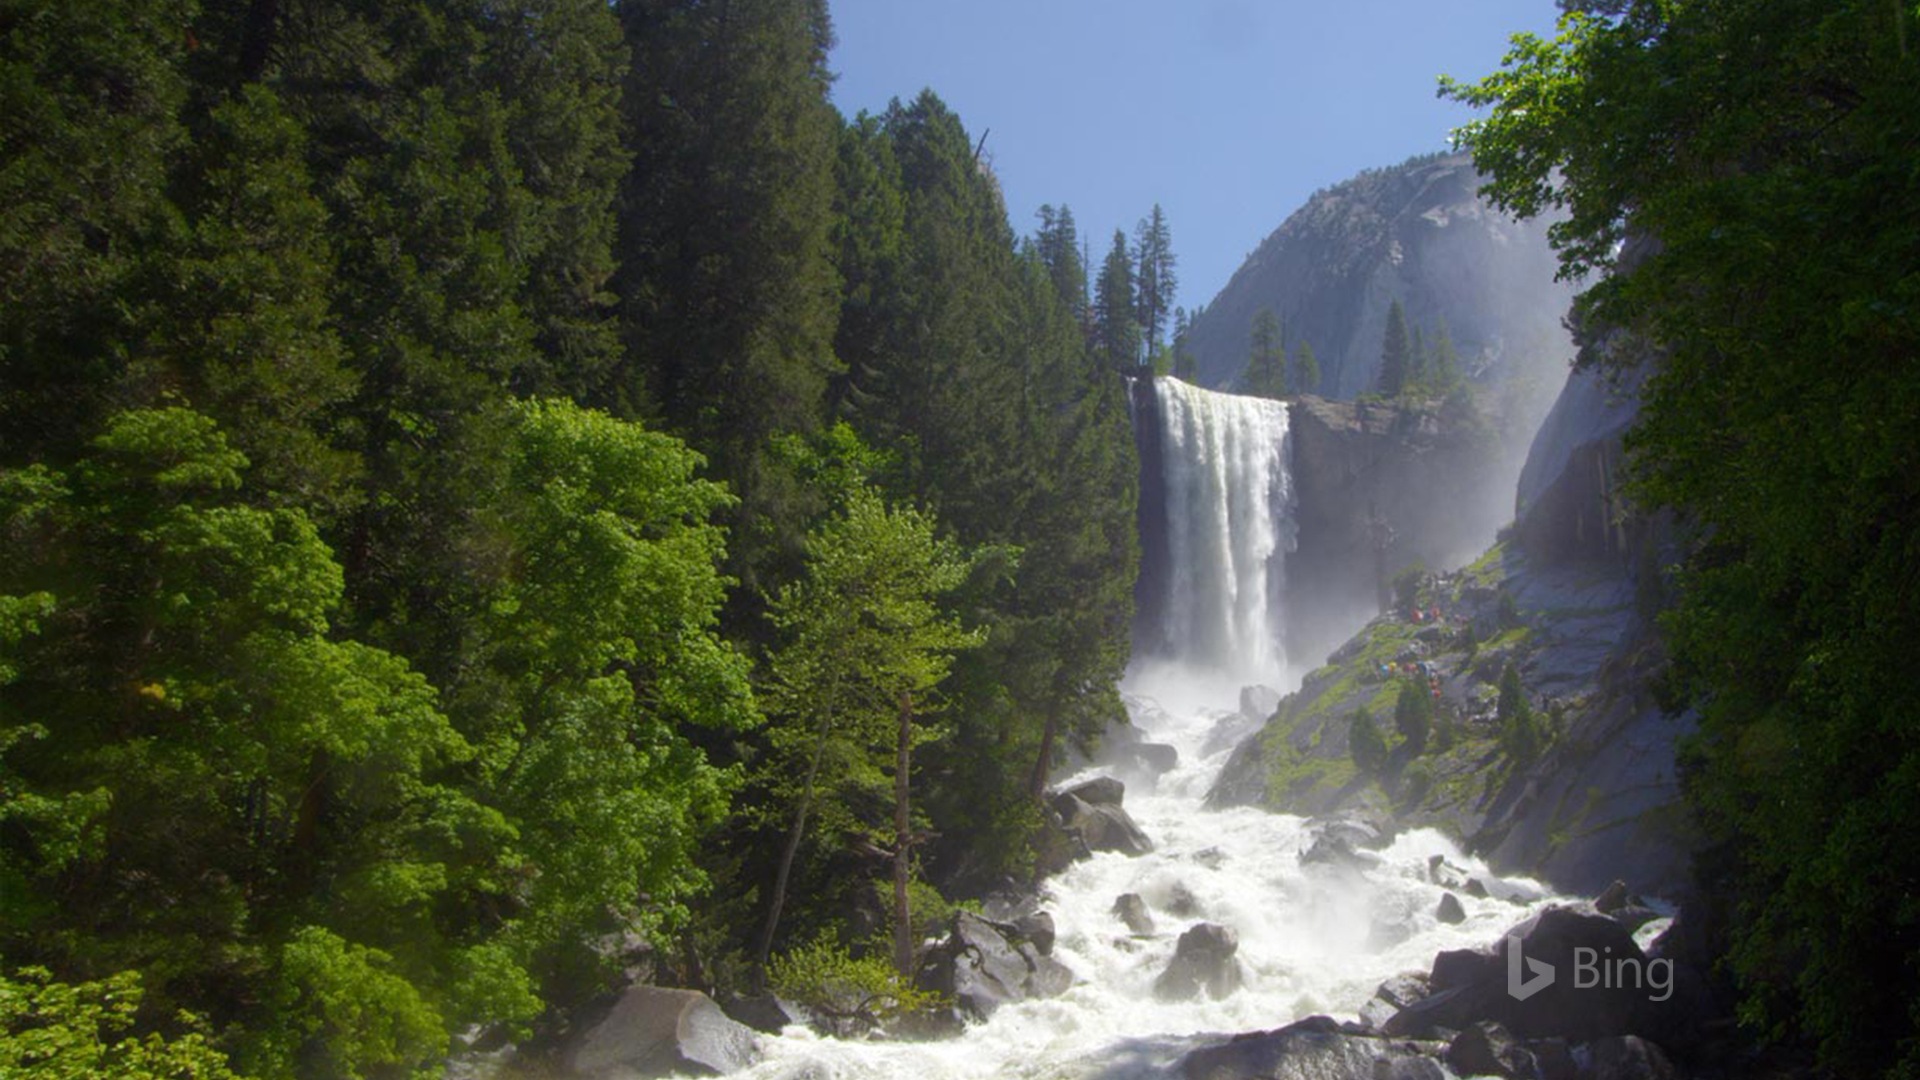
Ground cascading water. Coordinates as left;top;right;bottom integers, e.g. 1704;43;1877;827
1133;378;1296;688
735;378;1566;1080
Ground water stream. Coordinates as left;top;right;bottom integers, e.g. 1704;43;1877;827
735;381;1565;1080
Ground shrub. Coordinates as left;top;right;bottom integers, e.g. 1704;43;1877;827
1347;709;1389;776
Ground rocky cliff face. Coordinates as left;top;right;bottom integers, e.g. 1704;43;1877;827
1209;356;1697;900
1184;152;1576;417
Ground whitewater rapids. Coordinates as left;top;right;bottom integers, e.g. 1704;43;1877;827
735;662;1561;1080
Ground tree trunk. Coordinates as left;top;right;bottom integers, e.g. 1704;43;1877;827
892;689;914;978
1028;708;1059;802
752;714;833;990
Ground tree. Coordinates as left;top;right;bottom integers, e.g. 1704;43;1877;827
1034;204;1087;323
1496;661;1541;763
1293;339;1322;396
1134;204;1177;353
1172;307;1199;381
1243;309;1287;398
1393;679;1432;754
1348;709;1389;776
755;487;979;978
1377;299;1411;396
1444;4;1920;1070
1092;229;1141;370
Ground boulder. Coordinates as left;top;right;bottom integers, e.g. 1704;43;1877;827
1300;833;1378;873
1167;881;1203;917
1606;905;1664;935
1052;793;1154;856
1179;1015;1448;1080
1593;879;1630;914
1582;1035;1679;1080
1436;892;1467;925
1386;905;1665;1043
1129;742;1181;774
1153;923;1244;1001
563;986;761;1079
916;911;1073;1023
1358;972;1432;1031
1055;775;1126;809
1239;684;1283;722
1310;814;1391;852
1012;910;1056;956
1112;893;1155;935
1446;1022;1536;1079
716;993;799;1035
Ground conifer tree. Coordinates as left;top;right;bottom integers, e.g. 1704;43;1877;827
1243;308;1287;398
1293;339;1322;396
1377;299;1412;396
1093;229;1142;370
1134;204;1177;353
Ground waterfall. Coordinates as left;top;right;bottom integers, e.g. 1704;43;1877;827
1135;377;1297;688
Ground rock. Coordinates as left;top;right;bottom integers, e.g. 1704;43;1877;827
1239;684;1283;722
1386;905;1665;1043
1582;1035;1679;1080
916;911;1073;1023
1052;793;1153;856
1464;877;1491;899
1123;742;1180;776
563;986;761;1078
1179;1015;1449;1080
1300;833;1378;873
1012;911;1056;956
717;993;800;1035
1358;972;1432;1031
1055;775;1126;809
1193;847;1227;869
1436;892;1467;925
1593;879;1630;914
1112;893;1155;935
1153;923;1244;1002
1167;881;1203;917
1446;1022;1535;1079
1310;814;1389;852
1606;905;1663;934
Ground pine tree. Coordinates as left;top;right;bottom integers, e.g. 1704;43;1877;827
1092;229;1142;370
1172;306;1199;381
1394;679;1433;754
1134;204;1177;353
1034;204;1087;323
1293;339;1321;396
1243;308;1287;398
1497;661;1541;763
1377;299;1412;396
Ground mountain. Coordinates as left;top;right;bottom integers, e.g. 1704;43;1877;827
1185;152;1575;416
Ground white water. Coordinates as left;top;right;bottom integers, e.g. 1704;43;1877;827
1145;378;1297;688
732;379;1564;1079
737;670;1559;1080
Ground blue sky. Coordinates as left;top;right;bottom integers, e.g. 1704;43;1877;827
826;1;1565;316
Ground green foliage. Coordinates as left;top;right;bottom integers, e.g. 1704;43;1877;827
1447;3;1920;1071
1292;340;1321;397
1134;205;1177;352
0;968;238;1080
1347;710;1389;776
1377;299;1412;396
1394;680;1433;755
767;935;937;1029
1093;229;1142;370
1243;309;1287;398
1496;662;1541;764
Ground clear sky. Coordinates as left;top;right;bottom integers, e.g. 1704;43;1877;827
826;0;1565;316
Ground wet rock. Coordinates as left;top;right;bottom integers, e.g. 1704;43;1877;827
1446;1021;1535;1079
1012;911;1056;956
1464;877;1491;899
1358;972;1432;1031
1239;684;1283;722
1052;793;1154;856
1179;1015;1448;1079
1154;923;1244;1001
1436;892;1467;925
717;993;800;1035
563;986;761;1078
1310;814;1390;852
1167;881;1203;917
1582;1035;1679;1079
1593;879;1630;914
1055;776;1126;809
1121;742;1180;776
1112;893;1155;935
1387;905;1665;1043
1300;833;1378;872
1606;905;1663;934
1193;846;1227;869
917;911;1073;1023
